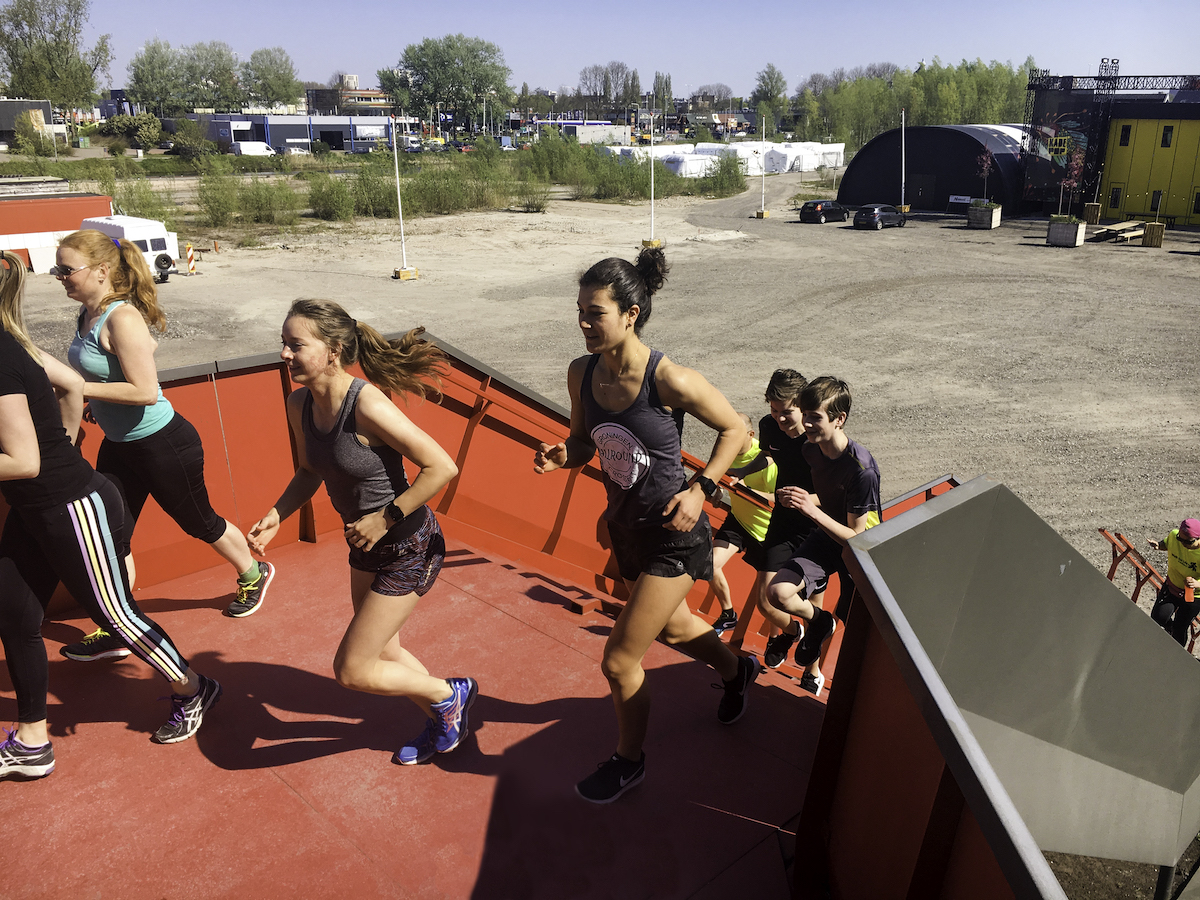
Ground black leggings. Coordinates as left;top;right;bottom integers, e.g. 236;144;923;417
0;472;190;722
96;412;226;544
1151;583;1195;647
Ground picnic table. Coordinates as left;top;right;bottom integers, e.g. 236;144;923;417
1089;220;1141;241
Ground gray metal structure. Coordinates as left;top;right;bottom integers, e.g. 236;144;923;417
847;475;1200;883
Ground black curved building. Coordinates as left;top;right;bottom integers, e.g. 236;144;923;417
838;125;1026;212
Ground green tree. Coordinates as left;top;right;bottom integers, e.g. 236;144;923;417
126;38;183;117
0;0;111;108
396;34;511;132
180;41;243;112
750;63;787;111
378;66;412;113
242;47;301;108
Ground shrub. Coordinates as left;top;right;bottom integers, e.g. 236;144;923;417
311;140;331;157
352;168;398;218
239;177;300;225
113;176;177;229
694;152;746;198
308;173;355;220
14;112;55;157
106;138;128;158
197;170;238;226
517;174;550;213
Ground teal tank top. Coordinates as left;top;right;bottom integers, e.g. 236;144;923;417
68;300;174;442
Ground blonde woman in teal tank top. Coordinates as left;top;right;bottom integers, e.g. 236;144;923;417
53;231;273;654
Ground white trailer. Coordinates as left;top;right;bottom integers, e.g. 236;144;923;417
81;215;180;283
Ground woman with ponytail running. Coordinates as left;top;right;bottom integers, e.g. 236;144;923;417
52;230;272;663
247;300;471;767
0;251;221;780
534;247;758;804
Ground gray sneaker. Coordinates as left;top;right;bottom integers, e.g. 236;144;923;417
0;729;54;779
151;674;222;744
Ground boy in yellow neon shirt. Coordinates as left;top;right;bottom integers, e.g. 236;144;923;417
710;413;777;635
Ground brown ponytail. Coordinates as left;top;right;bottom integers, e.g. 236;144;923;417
286;298;445;400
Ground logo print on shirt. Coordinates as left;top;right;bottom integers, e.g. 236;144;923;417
591;423;651;490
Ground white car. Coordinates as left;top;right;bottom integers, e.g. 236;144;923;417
81;215;180;283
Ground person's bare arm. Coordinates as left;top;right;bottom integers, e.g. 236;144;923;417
40;352;84;443
535;356;597;473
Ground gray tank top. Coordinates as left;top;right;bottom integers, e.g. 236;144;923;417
581;349;686;527
301;378;412;524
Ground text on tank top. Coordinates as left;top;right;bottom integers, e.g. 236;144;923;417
581;349;686;527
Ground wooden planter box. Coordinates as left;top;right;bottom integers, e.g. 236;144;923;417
1046;221;1085;247
967;205;1002;229
1084;202;1101;225
1142;221;1165;248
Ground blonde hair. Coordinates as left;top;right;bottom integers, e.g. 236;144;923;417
286;299;445;400
58;229;167;332
0;251;39;362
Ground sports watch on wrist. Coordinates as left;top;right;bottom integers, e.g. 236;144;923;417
385;501;404;526
696;476;721;500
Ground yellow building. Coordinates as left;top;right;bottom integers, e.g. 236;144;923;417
1100;103;1200;225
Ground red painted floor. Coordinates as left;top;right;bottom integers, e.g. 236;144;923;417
1;532;825;900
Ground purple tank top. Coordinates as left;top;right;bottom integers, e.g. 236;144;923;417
581;349;686;527
301;378;411;524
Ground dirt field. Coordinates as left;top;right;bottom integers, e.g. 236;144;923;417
23;171;1198;583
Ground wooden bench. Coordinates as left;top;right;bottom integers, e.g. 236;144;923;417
1114;228;1145;243
1126;212;1177;229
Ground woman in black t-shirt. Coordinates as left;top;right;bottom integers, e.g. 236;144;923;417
0;251;221;780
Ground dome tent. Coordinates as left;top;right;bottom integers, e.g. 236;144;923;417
838;125;1026;212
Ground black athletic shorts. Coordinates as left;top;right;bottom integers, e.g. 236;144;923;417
348;505;445;597
777;530;843;599
714;512;768;571
607;513;713;583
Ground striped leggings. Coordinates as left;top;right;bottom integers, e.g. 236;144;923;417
0;472;189;722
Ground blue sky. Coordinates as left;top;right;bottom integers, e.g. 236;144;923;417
90;0;1198;98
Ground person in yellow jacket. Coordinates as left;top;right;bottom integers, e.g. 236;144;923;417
709;414;777;635
1148;518;1200;646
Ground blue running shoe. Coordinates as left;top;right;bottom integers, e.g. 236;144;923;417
394;717;437;766
433;677;478;754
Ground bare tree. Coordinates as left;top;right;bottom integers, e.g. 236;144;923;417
696;83;732;101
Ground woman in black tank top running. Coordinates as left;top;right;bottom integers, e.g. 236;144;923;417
534;247;761;803
247;300;473;768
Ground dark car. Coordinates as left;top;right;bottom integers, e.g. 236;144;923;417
799;200;849;224
853;204;906;230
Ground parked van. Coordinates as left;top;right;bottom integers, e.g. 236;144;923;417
81;215;180;283
230;141;275;157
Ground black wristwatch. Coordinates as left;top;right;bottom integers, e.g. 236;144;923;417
385;500;405;526
696;476;721;500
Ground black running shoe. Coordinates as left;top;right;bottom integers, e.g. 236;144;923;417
151;674;222;744
799;671;826;698
61;628;131;661
225;561;275;618
763;626;800;669
576;752;645;803
0;729;54;779
717;654;762;724
794;610;836;668
713;609;738;635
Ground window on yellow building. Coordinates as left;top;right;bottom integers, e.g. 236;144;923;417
1109;186;1122;208
1151;190;1162;212
1161;126;1174;148
1119;125;1130;146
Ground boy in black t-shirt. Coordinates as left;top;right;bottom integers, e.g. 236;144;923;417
764;376;880;696
728;369;816;662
